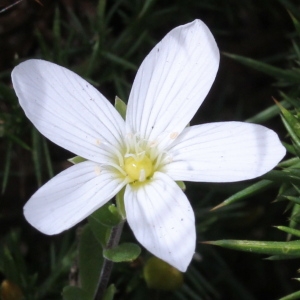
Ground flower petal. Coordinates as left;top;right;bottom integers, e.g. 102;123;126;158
163;122;286;182
24;161;126;235
124;172;195;272
12;60;125;164
126;19;219;150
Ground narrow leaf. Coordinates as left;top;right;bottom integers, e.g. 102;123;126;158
224;53;300;83
212;180;274;210
102;52;137;70
5;133;31;150
282;195;300;205
262;170;300;185
207;239;300;256
1;141;12;194
275;99;300;138
42;138;54;178
290;204;300;229
279;289;300;300
245;100;288;124
79;224;104;298
276;226;300;238
281;116;300;148
278;157;300;168
32;128;43;187
288;11;300;36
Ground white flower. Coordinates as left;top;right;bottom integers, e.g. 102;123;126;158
11;19;285;272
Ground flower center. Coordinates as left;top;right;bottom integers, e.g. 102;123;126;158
124;155;153;182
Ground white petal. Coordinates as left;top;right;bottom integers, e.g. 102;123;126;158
24;161;126;235
126;19;219;150
163;122;286;182
124;172;195;272
12;60;125;164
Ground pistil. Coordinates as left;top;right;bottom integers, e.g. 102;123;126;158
124;155;153;182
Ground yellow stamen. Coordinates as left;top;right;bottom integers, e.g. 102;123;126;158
124;155;153;182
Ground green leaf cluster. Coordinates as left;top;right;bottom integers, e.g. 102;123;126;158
63;198;141;300
2;0;300;299
211;11;300;300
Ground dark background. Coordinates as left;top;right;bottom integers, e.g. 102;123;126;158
0;0;298;299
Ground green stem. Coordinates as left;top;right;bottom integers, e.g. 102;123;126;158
94;220;124;300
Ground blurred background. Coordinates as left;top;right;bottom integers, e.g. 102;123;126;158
0;0;298;299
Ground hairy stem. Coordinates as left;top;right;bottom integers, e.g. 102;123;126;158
94;220;124;300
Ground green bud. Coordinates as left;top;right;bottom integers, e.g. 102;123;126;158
143;257;183;290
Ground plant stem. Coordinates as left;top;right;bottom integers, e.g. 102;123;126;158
94;220;124;300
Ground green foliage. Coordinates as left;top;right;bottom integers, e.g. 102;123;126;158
0;230;75;299
78;224;104;298
1;0;300;299
208;239;300;258
88;211;112;247
279;290;300;300
103;243;141;262
114;96;127;120
62;286;90;300
0;231;29;288
90;202;123;228
102;284;117;300
223;53;300;84
276;226;300;238
68;156;87;164
212;179;275;209
211;9;300;299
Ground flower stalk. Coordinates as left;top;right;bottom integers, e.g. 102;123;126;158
94;220;125;300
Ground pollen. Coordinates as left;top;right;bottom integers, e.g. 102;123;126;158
124;155;153;182
94;165;101;175
170;132;179;139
